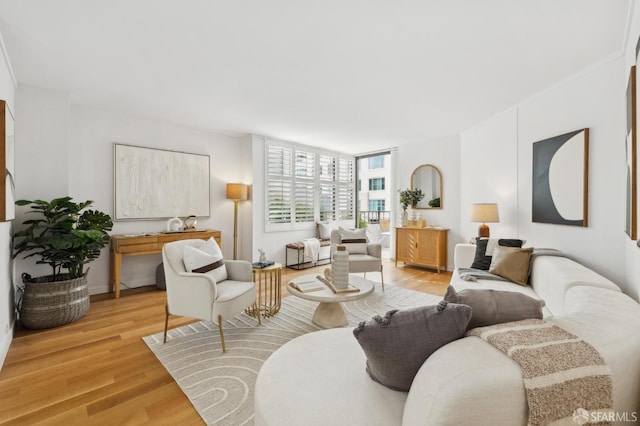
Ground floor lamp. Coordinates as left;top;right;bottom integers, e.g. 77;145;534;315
226;183;248;260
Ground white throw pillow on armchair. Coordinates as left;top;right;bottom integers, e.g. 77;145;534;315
182;237;228;283
338;227;368;254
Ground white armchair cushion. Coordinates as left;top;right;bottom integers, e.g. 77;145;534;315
183;237;228;283
338;227;368;254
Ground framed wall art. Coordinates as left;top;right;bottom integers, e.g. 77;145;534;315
626;66;637;240
113;143;210;220
0;100;15;222
635;37;640;246
532;128;589;227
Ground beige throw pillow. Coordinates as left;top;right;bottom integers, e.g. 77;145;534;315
489;246;534;286
316;222;334;241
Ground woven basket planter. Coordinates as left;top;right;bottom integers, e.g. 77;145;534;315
20;273;90;329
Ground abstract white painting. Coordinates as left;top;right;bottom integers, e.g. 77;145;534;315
114;144;210;220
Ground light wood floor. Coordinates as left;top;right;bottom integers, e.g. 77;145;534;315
0;259;451;425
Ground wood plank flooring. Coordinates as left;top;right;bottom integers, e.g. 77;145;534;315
0;259;451;425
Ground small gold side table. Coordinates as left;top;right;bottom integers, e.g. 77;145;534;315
246;262;282;319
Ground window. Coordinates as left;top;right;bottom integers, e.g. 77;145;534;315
266;140;354;230
368;200;385;211
369;177;385;191
368;156;384;169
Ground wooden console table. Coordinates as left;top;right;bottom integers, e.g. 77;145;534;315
109;229;221;298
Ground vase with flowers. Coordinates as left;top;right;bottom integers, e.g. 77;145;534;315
399;188;425;224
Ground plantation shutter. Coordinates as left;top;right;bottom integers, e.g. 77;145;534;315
337;157;354;220
294;150;315;223
265;139;354;231
319;155;336;221
267;145;292;224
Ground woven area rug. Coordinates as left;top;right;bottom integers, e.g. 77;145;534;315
143;284;441;425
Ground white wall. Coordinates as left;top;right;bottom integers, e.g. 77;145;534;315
517;56;626;289
461;55;633;296
460;108;519;240
13;93;251;295
0;31;16;369
396;135;461;270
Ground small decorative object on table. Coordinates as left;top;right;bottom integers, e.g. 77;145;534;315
258;248;267;262
252;260;275;269
291;278;325;293
182;215;197;231
332;245;349;289
406;219;427;228
166;216;183;232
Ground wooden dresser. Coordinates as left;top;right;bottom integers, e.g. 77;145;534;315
109;229;221;298
395;227;448;273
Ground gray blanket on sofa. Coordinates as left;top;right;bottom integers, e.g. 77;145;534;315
459;248;568;283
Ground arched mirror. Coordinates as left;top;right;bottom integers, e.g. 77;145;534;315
411;164;442;209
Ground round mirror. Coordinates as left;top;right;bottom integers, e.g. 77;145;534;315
411;164;442;209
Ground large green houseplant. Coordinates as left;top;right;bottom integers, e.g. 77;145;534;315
13;197;113;329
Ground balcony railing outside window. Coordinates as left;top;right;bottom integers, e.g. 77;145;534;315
359;210;390;224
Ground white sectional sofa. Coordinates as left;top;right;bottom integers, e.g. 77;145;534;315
255;244;640;426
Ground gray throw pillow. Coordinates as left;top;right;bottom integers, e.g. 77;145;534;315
444;286;544;330
352;302;472;391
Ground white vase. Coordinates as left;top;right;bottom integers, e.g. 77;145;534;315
400;210;408;226
166;216;183;232
408;208;416;221
332;245;349;289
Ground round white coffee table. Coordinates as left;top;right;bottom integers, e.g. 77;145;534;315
287;275;374;328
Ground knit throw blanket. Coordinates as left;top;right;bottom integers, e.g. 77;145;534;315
466;319;613;426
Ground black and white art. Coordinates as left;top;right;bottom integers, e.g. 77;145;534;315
532;129;589;227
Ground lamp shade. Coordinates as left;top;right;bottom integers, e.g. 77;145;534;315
470;203;500;223
226;183;248;201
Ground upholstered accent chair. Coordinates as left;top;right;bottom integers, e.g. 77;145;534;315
162;239;258;352
330;228;384;290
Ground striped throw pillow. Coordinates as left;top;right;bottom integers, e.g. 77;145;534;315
183;238;228;283
339;227;368;254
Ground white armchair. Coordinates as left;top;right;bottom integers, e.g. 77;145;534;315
162;239;258;352
330;228;384;290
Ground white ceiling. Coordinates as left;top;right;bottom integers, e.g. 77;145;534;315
0;1;631;154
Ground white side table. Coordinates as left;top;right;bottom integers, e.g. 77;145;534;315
287;274;374;328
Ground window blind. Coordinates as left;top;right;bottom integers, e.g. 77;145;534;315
265;140;354;230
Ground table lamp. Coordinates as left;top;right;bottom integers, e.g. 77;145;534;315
226;183;249;260
470;203;499;238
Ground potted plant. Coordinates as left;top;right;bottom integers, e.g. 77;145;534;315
399;188;425;224
399;189;412;213
13;197;113;329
